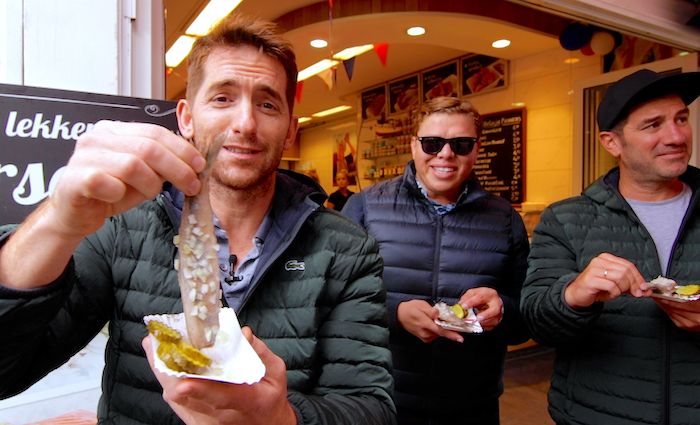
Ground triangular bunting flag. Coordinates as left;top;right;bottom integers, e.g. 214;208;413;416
318;67;335;90
342;57;355;81
374;43;388;66
295;81;304;104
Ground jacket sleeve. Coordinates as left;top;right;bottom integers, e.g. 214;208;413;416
0;224;113;399
497;209;531;345
520;206;603;346
288;231;396;425
339;192;365;227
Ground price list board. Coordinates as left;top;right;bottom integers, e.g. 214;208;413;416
474;108;525;206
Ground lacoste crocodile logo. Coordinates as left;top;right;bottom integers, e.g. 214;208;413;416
284;259;305;271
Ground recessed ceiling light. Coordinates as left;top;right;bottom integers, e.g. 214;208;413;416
564;57;580;64
492;39;511;49
310;39;328;48
512;101;526;107
407;26;426;36
679;51;690;57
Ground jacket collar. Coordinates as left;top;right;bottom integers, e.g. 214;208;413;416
586;165;700;210
160;169;326;238
401;160;489;208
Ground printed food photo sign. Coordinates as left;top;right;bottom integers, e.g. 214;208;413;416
361;85;387;120
0;83;178;223
461;54;508;96
388;75;419;115
422;61;458;101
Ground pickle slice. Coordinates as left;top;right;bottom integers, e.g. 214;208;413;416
147;320;182;344
450;303;466;319
148;319;212;374
676;284;700;296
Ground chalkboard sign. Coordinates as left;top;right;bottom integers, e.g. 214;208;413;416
473;108;525;205
0;83;178;223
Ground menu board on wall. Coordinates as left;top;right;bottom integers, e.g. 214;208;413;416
0;83;178;223
473;108;525;205
361;85;387;120
388;75;419;115
422;61;458;102
461;54;508;96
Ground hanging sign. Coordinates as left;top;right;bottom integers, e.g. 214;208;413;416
0;83;178;223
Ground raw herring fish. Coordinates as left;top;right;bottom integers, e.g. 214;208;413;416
174;133;226;348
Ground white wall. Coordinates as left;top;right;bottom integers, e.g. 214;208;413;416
0;0;164;98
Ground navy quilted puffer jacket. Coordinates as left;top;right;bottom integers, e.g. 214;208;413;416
343;162;530;424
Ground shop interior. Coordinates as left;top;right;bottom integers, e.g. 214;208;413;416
164;0;699;227
0;0;698;424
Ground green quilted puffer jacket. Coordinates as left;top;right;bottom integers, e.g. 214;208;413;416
522;166;700;425
0;170;395;425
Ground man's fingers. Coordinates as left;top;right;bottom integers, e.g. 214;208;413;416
86;122;205;196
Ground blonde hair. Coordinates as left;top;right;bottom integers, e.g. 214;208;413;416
186;14;298;112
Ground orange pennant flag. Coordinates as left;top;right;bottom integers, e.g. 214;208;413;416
374;43;389;66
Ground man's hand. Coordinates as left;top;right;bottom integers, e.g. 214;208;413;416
48;121;205;238
0;121;206;289
143;327;297;425
459;287;503;331
655;299;700;332
397;299;464;343
564;252;649;309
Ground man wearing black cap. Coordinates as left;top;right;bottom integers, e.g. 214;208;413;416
521;68;700;425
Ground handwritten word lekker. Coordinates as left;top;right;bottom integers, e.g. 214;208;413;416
5;111;95;141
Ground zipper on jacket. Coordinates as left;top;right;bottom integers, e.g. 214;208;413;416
662;322;670;425
431;215;443;302
658;188;700;425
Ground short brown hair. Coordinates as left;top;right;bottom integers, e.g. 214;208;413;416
186;14;298;112
413;96;482;139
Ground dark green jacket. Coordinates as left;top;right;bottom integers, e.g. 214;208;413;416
0;170;395;425
522;166;700;425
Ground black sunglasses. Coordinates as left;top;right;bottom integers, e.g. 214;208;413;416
417;136;478;155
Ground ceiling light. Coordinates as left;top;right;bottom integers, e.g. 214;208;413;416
492;39;511;49
298;116;312;124
564;57;580;64
512;101;526;107
679;51;689;57
311;105;352;118
166;35;197;68
297;59;339;81
186;0;243;35
406;26;426;36
310;39;328;48
333;44;374;60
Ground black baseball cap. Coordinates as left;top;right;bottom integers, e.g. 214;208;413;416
597;69;700;131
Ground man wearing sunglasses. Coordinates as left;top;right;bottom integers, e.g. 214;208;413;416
343;96;530;425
